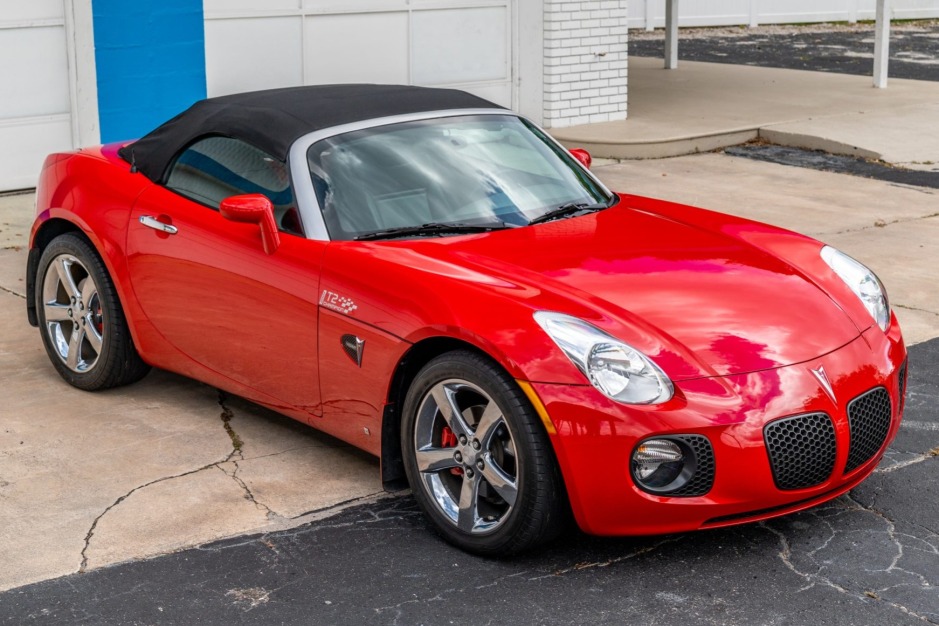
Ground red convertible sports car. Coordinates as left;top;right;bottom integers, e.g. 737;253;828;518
27;85;907;555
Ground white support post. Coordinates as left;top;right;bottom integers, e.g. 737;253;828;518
64;0;100;147
873;0;891;88
849;0;859;24
748;0;758;28
645;0;654;31
665;0;678;69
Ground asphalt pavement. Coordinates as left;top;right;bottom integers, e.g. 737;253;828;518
629;21;939;82
2;336;937;625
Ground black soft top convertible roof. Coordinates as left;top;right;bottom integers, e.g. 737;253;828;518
119;84;504;184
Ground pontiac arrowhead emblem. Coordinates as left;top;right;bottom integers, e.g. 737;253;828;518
811;365;837;404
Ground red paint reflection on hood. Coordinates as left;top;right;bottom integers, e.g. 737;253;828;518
409;202;859;378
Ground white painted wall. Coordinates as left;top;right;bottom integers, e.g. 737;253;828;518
543;0;629;128
0;0;97;192
631;0;939;28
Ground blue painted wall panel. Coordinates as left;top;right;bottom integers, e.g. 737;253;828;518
92;0;206;143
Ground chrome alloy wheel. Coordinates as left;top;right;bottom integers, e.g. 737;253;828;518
413;379;519;534
41;253;104;373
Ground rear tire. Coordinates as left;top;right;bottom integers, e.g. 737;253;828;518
401;350;565;556
36;233;150;391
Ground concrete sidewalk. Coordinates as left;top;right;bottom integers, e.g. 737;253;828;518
553;56;939;171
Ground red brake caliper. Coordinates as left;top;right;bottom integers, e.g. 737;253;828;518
440;426;464;476
94;302;104;334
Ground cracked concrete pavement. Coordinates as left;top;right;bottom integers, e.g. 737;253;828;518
1;149;938;622
0;194;383;591
2;337;936;624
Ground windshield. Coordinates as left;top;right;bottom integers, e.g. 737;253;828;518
306;114;613;240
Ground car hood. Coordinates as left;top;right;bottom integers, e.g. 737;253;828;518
402;202;860;380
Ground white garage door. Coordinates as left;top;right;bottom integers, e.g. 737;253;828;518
0;1;78;192
204;0;516;110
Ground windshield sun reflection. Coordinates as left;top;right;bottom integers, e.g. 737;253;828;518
307;115;613;241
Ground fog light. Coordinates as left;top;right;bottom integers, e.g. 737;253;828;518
633;439;683;483
632;438;689;492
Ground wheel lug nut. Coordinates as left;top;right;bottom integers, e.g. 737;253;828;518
454;452;462;462
476;460;484;470
459;435;467;445
472;440;480;450
465;468;474;478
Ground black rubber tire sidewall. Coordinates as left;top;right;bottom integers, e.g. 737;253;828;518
35;233;149;391
401;350;565;556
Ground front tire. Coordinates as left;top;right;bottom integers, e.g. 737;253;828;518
36;233;150;391
402;350;565;555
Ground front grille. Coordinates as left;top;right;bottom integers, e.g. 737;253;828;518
764;413;836;490
845;387;892;473
670;435;715;497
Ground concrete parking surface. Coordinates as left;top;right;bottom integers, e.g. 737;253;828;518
0;194;384;592
554;54;939;168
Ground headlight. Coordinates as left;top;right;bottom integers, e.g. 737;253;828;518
820;246;890;332
533;312;674;404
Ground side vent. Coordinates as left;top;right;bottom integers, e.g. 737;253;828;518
341;334;365;367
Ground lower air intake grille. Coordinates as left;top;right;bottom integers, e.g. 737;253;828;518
764;413;836;490
670;435;715;497
845;387;892;473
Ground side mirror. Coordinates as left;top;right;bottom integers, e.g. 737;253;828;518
569;148;592;170
220;194;281;255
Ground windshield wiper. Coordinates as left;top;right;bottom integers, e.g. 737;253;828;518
354;221;510;241
528;201;610;225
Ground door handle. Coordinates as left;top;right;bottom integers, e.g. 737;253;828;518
139;215;178;235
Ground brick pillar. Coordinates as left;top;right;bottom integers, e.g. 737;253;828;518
543;0;629;128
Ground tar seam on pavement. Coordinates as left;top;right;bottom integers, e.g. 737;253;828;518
2;337;937;626
725;144;939;189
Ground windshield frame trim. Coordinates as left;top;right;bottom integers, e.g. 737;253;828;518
288;108;612;241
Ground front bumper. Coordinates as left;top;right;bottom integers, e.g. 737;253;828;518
536;316;907;536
